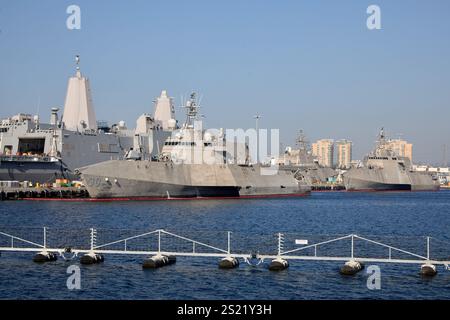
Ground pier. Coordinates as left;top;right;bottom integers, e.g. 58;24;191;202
0;227;448;277
0;187;89;201
311;184;346;191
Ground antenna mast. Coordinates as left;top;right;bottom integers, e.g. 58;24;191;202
296;129;309;151
75;55;80;70
443;144;448;167
182;92;200;128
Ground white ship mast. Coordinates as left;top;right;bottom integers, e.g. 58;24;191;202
182;92;201;129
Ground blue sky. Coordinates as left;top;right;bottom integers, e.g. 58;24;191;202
0;0;449;163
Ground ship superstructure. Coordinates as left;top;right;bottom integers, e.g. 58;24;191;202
0;56;174;183
79;93;311;199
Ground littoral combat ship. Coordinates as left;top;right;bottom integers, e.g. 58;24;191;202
343;129;439;191
79;94;311;199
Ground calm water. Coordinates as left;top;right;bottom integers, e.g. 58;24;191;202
0;191;450;300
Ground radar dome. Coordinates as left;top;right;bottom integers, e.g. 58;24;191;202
204;132;213;142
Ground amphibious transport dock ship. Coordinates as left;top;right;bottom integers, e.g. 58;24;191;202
79;93;311;199
0;154;69;184
0;56;174;183
343;129;439;191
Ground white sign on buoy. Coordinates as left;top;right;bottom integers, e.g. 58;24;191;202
295;239;308;245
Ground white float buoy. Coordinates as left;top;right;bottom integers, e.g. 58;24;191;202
142;254;176;269
420;263;437;277
340;260;364;275
80;252;104;265
268;258;289;271
33;251;58;263
219;256;239;269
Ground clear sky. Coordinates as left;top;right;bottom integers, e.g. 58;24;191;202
0;0;449;164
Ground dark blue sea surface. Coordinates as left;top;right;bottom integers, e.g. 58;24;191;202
0;191;450;300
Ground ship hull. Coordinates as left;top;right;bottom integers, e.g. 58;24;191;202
80;160;311;199
344;177;411;191
0;159;73;184
343;169;439;192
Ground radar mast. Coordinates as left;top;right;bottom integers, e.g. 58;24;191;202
296;129;310;152
182;92;201;129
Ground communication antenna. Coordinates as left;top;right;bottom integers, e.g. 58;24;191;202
254;115;262;164
296;129;309;151
75;55;80;70
197;93;205;119
443;144;448;167
181;92;201;128
35;95;41;117
197;93;204;106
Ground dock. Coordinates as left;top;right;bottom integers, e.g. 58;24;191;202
0;186;89;201
0;227;448;277
311;184;346;191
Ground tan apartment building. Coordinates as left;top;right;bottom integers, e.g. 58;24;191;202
388;139;413;161
336;139;352;169
312;139;334;167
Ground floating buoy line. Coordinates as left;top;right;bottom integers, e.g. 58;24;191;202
0;228;448;277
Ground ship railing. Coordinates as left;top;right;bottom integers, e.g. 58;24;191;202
0;155;57;162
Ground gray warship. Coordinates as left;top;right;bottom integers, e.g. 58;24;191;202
278;130;336;185
79;93;311;199
343;129;439;191
0;56;173;183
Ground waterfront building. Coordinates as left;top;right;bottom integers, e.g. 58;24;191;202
312;139;334;167
336;139;352;169
388;139;413;161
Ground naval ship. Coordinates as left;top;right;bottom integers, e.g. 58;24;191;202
343;129;439;191
0;56;174;183
79;93;311;199
277;130;336;185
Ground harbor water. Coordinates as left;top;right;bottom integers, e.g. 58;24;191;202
0;191;450;300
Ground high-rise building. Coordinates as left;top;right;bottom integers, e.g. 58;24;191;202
388;139;413;161
312;139;334;167
336;139;352;169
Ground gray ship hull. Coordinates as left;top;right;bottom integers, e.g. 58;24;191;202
0;158;73;184
80;160;311;199
343;168;439;192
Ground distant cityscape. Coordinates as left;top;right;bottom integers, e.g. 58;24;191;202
280;134;412;169
309;138;412;169
278;132;450;187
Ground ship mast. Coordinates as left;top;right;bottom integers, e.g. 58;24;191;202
296;129;309;152
373;127;392;157
182;92;200;129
